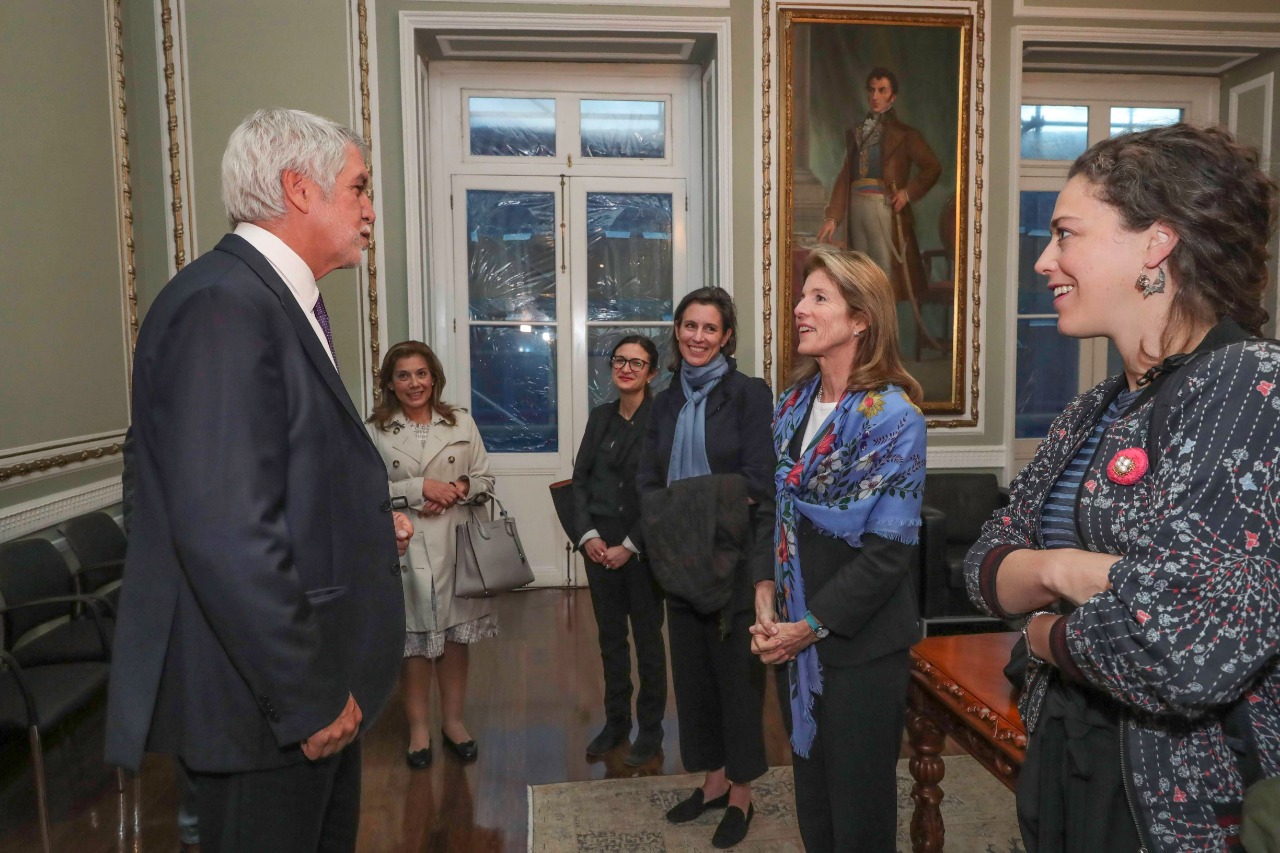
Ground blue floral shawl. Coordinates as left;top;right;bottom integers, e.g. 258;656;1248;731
772;378;926;757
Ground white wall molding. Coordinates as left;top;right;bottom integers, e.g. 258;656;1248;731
0;479;123;543
1014;0;1280;25
926;445;1007;470
1229;71;1275;172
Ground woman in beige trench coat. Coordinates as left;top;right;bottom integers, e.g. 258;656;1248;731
368;341;496;767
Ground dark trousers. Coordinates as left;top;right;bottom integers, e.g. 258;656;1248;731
190;740;362;853
585;516;667;732
779;649;910;853
667;603;767;784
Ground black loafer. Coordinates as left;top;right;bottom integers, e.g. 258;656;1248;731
442;731;478;762
665;788;730;824
405;746;432;769
712;803;754;849
586;723;630;757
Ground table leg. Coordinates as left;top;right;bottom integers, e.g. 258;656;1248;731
907;705;946;853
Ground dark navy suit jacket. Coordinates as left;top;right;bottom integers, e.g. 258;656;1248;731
105;234;403;773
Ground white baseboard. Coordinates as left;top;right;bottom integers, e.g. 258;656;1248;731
926;445;1006;469
0;479;122;543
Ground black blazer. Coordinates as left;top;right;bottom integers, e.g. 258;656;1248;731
788;401;920;667
636;360;777;605
571;397;650;547
105;234;404;773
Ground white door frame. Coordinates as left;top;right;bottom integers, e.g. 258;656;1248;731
399;11;733;357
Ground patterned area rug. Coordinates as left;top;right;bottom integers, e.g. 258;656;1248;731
529;755;1025;852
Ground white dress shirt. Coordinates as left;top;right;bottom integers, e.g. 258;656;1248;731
234;222;338;370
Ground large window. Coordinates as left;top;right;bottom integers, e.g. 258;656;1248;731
1012;74;1215;468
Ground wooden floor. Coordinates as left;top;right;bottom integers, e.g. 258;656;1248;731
1;588;811;852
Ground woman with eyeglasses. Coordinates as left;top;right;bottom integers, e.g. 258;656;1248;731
571;335;669;768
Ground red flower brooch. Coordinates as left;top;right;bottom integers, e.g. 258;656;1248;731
1107;448;1148;485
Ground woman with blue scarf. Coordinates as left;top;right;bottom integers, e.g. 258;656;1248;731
751;248;926;852
636;287;775;849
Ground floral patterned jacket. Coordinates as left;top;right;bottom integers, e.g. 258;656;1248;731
965;326;1280;852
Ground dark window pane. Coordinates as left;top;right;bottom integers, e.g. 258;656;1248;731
1016;319;1078;439
1021;105;1088;160
470;325;558;453
580;99;665;158
1018;190;1060;314
1110;106;1182;137
467;190;556;321
468;97;555;157
586;325;674;409
586;193;674;322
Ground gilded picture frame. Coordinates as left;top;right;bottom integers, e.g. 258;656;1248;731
775;5;980;421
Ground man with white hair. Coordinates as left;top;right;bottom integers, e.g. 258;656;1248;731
107;108;411;851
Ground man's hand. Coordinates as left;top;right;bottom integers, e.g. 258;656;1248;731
816;219;837;244
891;189;910;212
392;511;413;556
301;693;362;761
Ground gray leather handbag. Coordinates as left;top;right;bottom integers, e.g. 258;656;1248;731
454;494;533;598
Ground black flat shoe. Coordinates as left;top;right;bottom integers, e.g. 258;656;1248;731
586;722;630;757
665;787;730;824
442;731;478;762
405;745;432;769
712;803;754;849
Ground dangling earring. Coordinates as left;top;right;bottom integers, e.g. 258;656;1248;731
1136;265;1166;298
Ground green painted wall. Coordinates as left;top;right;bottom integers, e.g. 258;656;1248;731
182;0;367;405
0;3;130;465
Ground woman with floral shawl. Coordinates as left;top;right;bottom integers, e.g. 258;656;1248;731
751;248;926;852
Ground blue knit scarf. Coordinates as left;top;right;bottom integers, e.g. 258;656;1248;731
772;377;926;757
667;354;730;484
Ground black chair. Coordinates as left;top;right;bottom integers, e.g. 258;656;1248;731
59;511;126;609
918;472;1010;632
0;539;113;668
0;646;117;852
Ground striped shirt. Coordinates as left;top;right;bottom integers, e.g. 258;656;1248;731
1040;387;1142;549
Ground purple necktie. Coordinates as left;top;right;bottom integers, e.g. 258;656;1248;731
313;293;339;374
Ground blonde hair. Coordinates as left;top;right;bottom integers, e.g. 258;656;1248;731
789;247;924;405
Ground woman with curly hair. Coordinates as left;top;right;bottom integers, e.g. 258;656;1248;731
966;124;1280;851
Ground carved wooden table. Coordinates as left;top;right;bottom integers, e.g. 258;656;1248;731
907;631;1026;852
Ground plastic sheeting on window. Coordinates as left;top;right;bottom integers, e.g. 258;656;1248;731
467;190;557;322
1020;105;1088;161
580;100;665;159
585;325;674;410
470;325;558;453
469;97;556;157
1015;319;1078;440
586;193;673;322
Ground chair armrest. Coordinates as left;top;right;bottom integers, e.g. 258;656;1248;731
0;595;113;660
998;486;1011;508
0;650;39;724
76;558;125;577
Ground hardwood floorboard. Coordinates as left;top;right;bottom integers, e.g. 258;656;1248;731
0;588;962;852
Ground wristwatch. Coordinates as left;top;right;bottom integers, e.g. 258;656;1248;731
803;611;830;640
